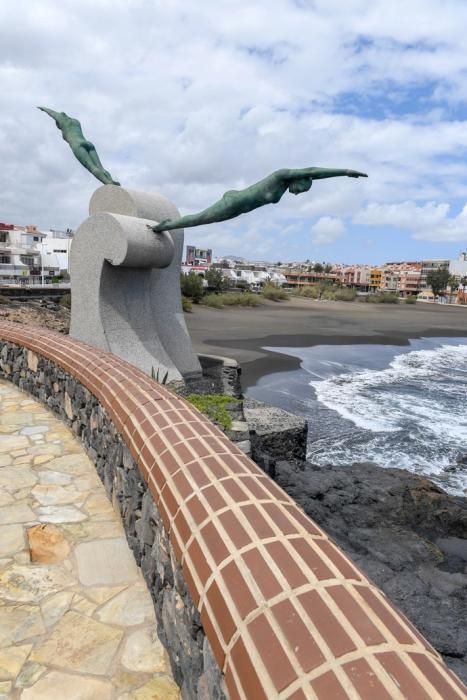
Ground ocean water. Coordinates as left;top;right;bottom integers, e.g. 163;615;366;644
247;337;467;496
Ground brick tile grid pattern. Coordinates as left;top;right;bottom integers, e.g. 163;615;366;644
1;321;466;700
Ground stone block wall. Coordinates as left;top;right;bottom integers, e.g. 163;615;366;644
0;321;465;700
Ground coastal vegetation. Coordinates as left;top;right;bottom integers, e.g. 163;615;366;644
185;393;240;430
260;283;289;301
204;267;229;293
60;292;71;308
203;292;260;308
293;284;357;301
427;268;450;297
325;287;357;301
180;272;204;303
181;296;193;312
293;286;320;298
366;292;400;303
181;272;291;308
180;275;432;309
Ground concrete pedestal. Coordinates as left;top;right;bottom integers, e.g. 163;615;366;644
70;185;202;383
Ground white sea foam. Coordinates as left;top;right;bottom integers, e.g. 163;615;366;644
308;343;467;494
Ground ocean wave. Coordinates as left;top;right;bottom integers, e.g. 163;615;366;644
308;343;467;494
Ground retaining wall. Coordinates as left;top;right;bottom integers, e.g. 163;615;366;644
0;321;465;700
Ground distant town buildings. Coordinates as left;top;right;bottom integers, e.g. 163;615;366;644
41;229;73;276
185;245;212;266
179;247;467;302
0;222;73;284
2;226;466;304
449;251;467;278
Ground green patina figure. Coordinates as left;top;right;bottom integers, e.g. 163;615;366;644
38;107;120;186
38;107;367;229
151;167;367;232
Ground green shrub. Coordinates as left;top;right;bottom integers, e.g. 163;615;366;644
180;272;204;303
366;293;399;304
0;295;10;305
60;293;71;308
295;286;319;298
202;292;261;308
261;284;289;301
322;287;356;301
205;268;228;293
185;394;240;430
235;279;251;292
335;288;357;301
203;294;224;309
295;285;356;301
182;296;193;312
222;293;260;307
405;296;417;304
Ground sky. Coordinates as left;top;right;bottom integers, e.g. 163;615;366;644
2;0;467;264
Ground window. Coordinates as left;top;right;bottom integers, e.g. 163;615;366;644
0;256;11;264
20;255;36;267
53;249;67;253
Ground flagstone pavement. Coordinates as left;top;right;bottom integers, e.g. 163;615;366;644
0;380;180;699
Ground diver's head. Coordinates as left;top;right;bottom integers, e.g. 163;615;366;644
289;178;312;195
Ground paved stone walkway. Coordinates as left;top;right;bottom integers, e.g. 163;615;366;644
0;380;180;699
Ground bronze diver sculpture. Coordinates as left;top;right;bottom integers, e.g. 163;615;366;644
38;107;367;228
38;107;120;186
151;167;367;231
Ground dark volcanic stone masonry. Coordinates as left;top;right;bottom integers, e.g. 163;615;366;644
0;342;227;699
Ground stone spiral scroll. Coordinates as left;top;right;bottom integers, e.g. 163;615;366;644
70;186;202;383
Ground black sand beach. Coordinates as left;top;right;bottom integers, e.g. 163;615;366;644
186;297;467;388
186;298;467;681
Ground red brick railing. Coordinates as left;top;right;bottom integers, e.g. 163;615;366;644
1;321;465;700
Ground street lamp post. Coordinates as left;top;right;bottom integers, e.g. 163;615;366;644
41;240;45;287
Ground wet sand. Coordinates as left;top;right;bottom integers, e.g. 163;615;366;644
185;297;467;389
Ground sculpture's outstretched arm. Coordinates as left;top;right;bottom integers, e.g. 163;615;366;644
37;106;120;187
152;166;368;232
290;167;368;180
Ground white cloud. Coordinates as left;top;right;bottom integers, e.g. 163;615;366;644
1;0;467;260
311;217;345;245
355;201;467;241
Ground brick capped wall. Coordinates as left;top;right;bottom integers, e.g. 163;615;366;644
0;321;465;700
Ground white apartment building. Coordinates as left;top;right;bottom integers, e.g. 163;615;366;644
0;223;44;283
222;266;287;288
449;252;467;280
40;229;73;275
419;258;449;289
0;222;73;284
